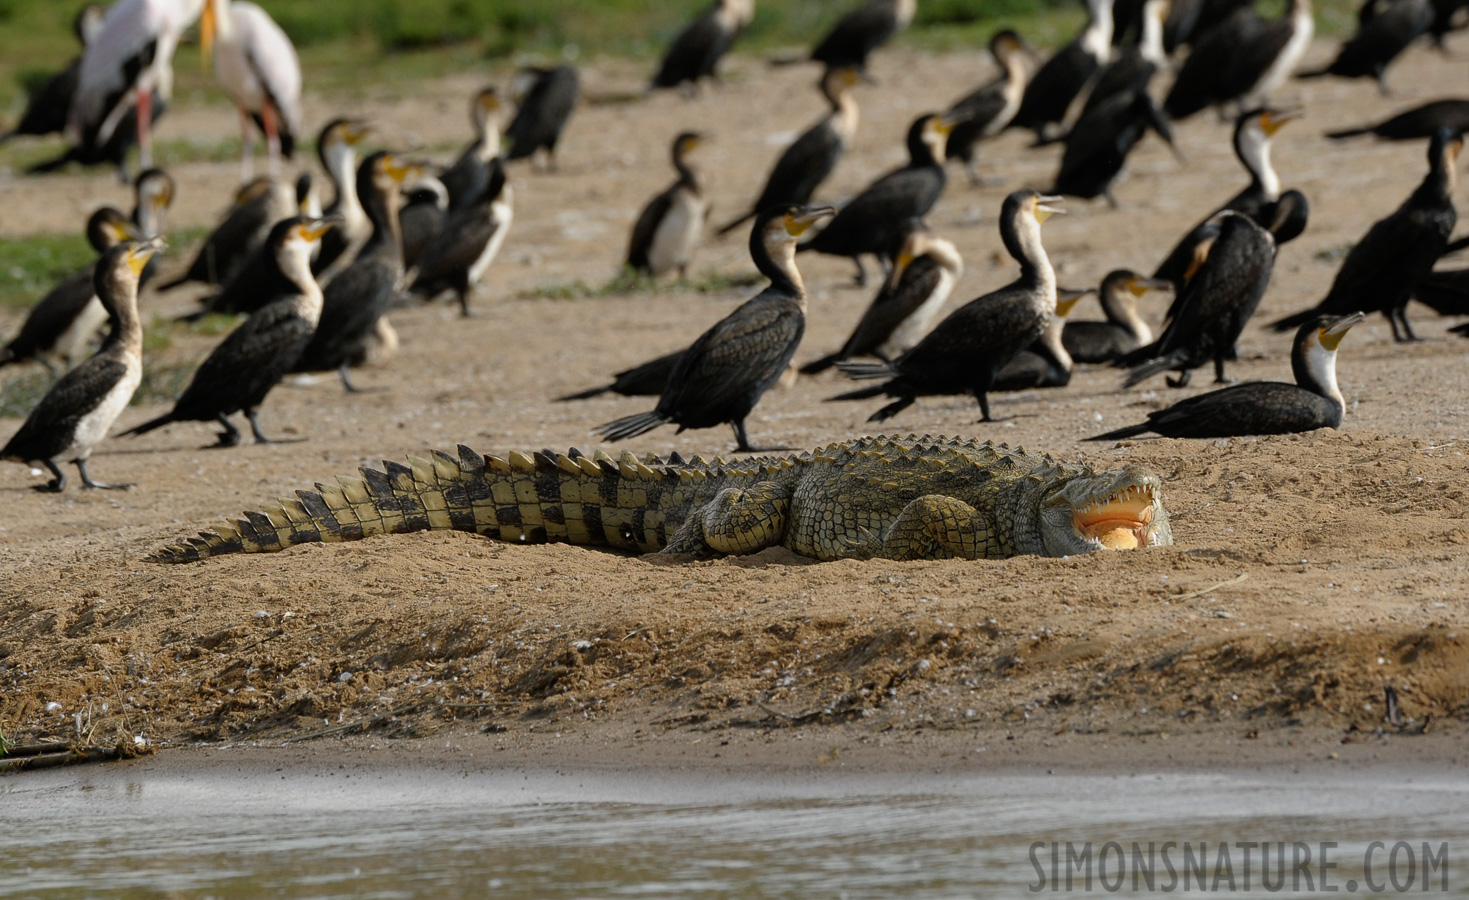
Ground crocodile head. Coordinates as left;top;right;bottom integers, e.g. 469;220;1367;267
1038;465;1172;555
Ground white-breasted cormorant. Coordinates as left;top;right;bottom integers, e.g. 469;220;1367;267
410;157;514;315
945;30;1032;184
801;223;963;374
2;239;160;492
1327;98;1469;141
160;176;294;290
811;0;916;73
1271;129;1459;342
1063;270;1171;363
992;287;1089;390
600;205;834;451
1090;313;1365;440
1163;0;1313;120
1010;0;1114;142
441;88;504;214
312;118;371;276
627;132;708;279
829;190;1063;422
1298;0;1433;94
1052;87;1178;207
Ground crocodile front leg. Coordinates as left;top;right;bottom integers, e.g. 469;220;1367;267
879;494;1003;560
660;482;792;557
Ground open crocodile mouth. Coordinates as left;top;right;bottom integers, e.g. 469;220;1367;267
1074;486;1157;550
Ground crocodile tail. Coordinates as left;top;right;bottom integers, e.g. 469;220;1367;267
149;444;681;563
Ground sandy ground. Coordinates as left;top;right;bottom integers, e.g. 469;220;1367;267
2;38;1468;770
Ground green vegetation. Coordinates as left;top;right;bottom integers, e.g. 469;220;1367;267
0;358;198;417
0;232;94;309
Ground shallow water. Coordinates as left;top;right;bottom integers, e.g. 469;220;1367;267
3;763;1466;898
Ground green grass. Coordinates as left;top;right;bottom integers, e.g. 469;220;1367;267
0;359;198;417
0;232;94;309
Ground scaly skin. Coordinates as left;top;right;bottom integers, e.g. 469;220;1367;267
149;435;1172;563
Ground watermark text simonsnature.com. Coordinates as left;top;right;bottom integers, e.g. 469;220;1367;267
1028;840;1449;892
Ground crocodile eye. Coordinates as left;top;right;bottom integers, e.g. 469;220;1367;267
620;526;635;542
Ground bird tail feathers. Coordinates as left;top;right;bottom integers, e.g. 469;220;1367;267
1084;423;1152;442
598;410;672;443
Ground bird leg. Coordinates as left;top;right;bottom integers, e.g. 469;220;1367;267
337;363;383;394
135;88;153;171
729;420;790;453
1213;356;1235;384
32;459;66;493
238;107;256;183
659;482;791;557
76;459;132;490
1393;306;1421;342
1165;370;1192;388
851;257;869;287
247;409;273;443
456;288;472;317
975;391;1007;423
212;413;243;448
261;102;281;178
1104;187;1120;210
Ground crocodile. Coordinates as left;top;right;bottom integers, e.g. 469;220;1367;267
149;434;1172;563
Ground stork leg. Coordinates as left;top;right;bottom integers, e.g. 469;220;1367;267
135;88;153;170
261;102;281;178
238;107;255;183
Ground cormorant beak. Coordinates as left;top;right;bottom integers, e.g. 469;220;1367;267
383;156;422;183
298;216;342;243
343;122;371;146
1034;195;1065;223
1318;311;1365;351
844;68;864;87
127;238;166;275
200;0;216;68
1056;292;1085;317
108;220;142;243
888;250;914;287
1130;277;1172;296
784;206;835;237
1260;108;1302;136
935;113;965;137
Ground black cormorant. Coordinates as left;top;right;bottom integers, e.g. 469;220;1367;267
1163;0;1314;120
1090;312;1365;440
1080;0;1170;119
811;0;916;73
599;205;834;451
718;66;861;236
398;174;449;271
1271;128;1459;342
1298;0;1433;93
652;0;755;92
627;132;708;279
992;288;1089;390
828;190;1064;422
801;224;964;374
159;175;294;290
1327;98;1469;140
556;350;686;401
1052;87;1178;207
798;113;954;285
505;65;580;169
122;216;336;447
1120;211;1277;387
2;239;159;492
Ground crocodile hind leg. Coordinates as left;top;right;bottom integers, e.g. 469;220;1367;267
659;482;791;557
878;494;1002;560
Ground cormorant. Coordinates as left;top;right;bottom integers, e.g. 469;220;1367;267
2;239;160;492
292;153;417;390
1414;267;1469;323
1010;0;1114;142
1270;128;1459;342
312;118;371;276
131;167;175;239
800;223;964;374
1327;98;1469;140
1154;107;1299;293
1090;312;1365;440
159;175;294;290
797;112;955;285
599;205;834;451
399;174;449;271
505;65;580;169
1080;0;1170;119
1163;0;1313;120
0;5;105;145
1063;270;1172;363
828;190;1063;422
811;0;916;73
121;215;336;447
627;132;708;279
1052;87;1178;207
652;0;755;92
992;287;1089;390
1120;212;1276;388
1298;0;1433;94
944;30;1032;184
1428;0;1469;44
0;209;137;374
410;157;514;316
718;66;861;236
441;88;504;212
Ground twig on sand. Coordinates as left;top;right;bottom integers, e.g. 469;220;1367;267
0;741;145;774
1174;573;1247;603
